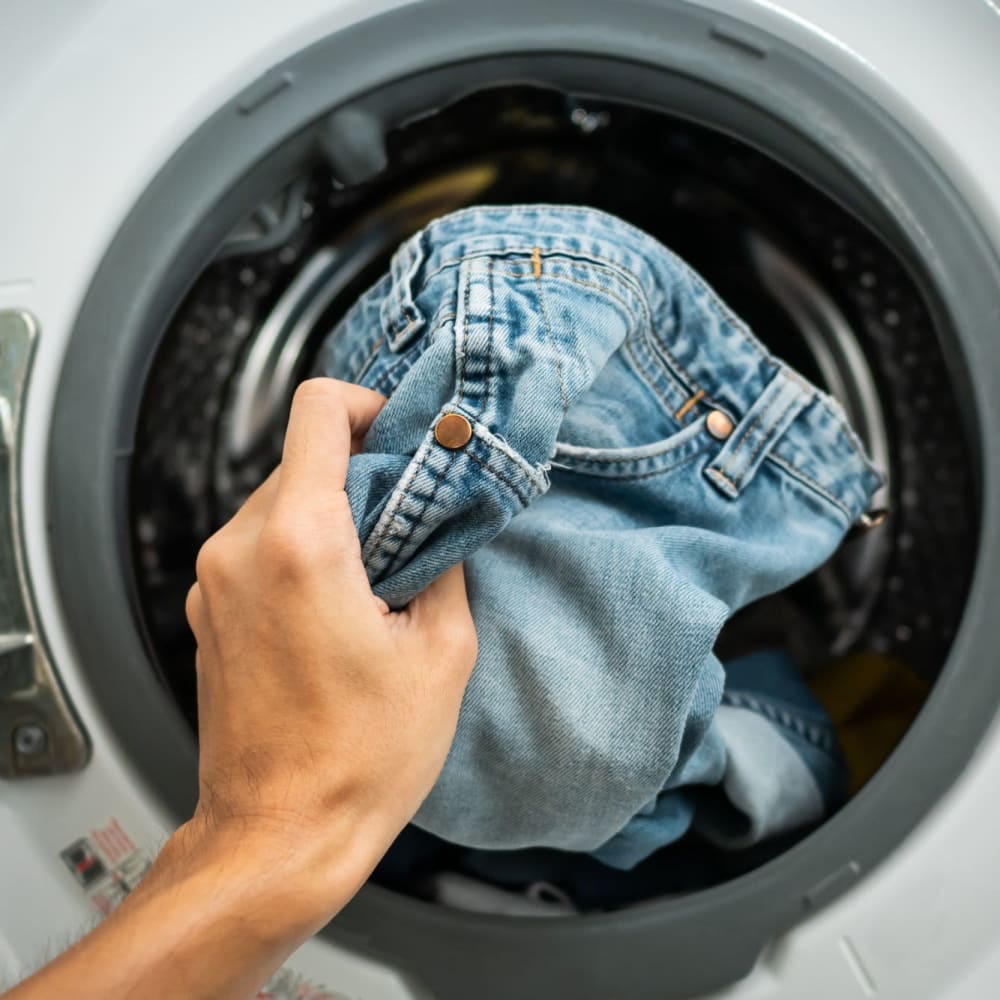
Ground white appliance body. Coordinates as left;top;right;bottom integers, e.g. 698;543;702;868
1;1;999;997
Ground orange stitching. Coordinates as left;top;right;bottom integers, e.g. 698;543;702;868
674;388;706;421
720;385;788;479
765;453;852;518
740;393;801;479
533;260;569;413
532;246;542;278
706;465;739;493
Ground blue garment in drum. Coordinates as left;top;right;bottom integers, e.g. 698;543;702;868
314;205;882;868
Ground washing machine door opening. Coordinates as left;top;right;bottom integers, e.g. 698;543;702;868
129;78;975;907
47;20;998;1000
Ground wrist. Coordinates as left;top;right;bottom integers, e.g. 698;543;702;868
156;810;384;939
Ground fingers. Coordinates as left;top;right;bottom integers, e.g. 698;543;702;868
261;379;385;585
279;379;386;502
216;378;383;541
403;564;478;673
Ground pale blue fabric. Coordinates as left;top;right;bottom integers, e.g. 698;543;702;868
315;205;882;867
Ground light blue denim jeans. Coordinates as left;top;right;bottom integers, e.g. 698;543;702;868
315;205;882;868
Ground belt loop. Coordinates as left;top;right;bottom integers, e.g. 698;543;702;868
704;367;812;499
452;255;497;417
380;230;427;352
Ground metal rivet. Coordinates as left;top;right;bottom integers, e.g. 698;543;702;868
706;410;734;440
13;723;47;756
859;508;889;529
434;413;473;450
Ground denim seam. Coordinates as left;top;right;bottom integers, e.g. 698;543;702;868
371;314;442;391
622;338;700;428
765;452;852;520
705;465;739;494
534;266;702;400
379;448;458;581
534;271;642;329
552;445;710;482
468;419;548;489
387;242;409;337
362;441;429;567
416;249;710;403
739;393;802;478
368;311;454;391
463;448;534;506
516;268;696;409
354;335;385;384
721;390;802;488
390;239;422;340
484;259;494;412
415;200;770;353
813;392;883;486
718;389;782;480
371;349;418;395
722;691;837;754
458;260;472;404
419;251;690;380
425;251;697;414
465;260;646;334
554;418;706;464
532;263;570;413
418;247;746;382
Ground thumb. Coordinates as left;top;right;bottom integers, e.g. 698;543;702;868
403;564;478;673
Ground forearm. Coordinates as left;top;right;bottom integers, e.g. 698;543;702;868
6;818;375;1000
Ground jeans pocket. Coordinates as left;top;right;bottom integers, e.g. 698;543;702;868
551;413;713;480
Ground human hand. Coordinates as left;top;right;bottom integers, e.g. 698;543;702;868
179;377;477;924
3;379;477;1000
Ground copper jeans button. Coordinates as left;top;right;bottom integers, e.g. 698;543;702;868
706;410;734;440
435;413;473;449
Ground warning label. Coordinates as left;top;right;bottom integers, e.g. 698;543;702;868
60;819;153;917
59;837;108;888
60;818;357;999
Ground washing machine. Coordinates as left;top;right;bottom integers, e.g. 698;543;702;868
2;0;1000;997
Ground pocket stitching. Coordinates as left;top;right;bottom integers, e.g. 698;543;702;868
766;453;852;520
552;446;711;483
554;415;706;465
463;448;535;506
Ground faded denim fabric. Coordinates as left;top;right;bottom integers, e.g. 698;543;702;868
592;649;845;868
314;205;882;865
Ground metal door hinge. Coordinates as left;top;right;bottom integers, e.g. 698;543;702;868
0;310;89;777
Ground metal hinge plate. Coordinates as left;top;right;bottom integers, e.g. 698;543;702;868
0;310;89;777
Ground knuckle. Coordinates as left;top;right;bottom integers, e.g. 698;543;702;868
292;377;338;407
259;521;318;579
194;534;233;587
184;582;203;629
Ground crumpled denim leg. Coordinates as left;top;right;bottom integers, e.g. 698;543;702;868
314;204;883;860
592;649;845;869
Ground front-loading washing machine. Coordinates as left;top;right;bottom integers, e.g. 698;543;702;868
2;1;1000;997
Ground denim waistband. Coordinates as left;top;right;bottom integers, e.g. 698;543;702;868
374;204;883;524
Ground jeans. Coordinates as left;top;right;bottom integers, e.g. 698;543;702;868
315;205;882;866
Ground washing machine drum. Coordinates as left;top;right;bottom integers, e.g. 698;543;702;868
41;9;999;1000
